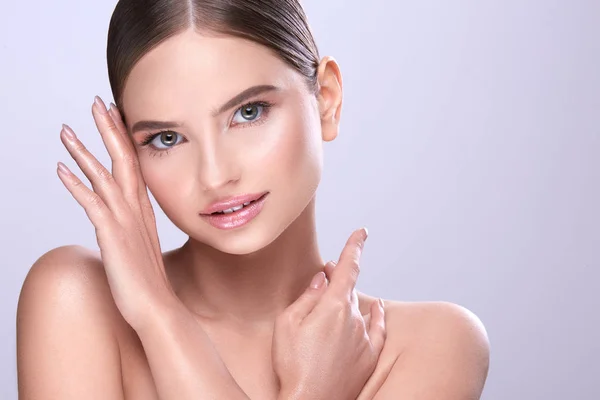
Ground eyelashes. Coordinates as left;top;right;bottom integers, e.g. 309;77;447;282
231;101;272;127
138;100;274;157
139;130;181;147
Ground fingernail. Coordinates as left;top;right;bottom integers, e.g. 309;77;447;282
310;272;325;289
378;298;385;309
61;124;76;140
363;227;369;239
94;96;107;112
57;162;70;175
326;261;337;268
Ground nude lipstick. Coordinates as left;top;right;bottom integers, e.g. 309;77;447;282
199;191;269;230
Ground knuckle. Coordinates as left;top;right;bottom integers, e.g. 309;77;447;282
276;311;296;327
72;141;87;153
87;192;105;208
96;166;114;183
342;262;360;287
328;297;349;315
122;152;140;169
352;315;365;332
71;178;84;188
349;258;360;276
381;323;388;338
105;118;118;131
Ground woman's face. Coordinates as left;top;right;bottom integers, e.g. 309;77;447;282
121;30;336;255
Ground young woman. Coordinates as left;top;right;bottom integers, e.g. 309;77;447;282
16;1;490;399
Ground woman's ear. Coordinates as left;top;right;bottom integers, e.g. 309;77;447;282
316;56;343;142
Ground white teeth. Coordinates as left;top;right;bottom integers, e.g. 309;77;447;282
215;200;255;215
220;204;246;214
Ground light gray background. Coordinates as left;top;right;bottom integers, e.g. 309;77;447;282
1;1;598;399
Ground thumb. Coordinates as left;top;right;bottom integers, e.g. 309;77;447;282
368;298;387;354
283;267;330;323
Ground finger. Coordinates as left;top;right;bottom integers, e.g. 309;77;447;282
283;271;328;323
327;228;368;299
108;102;163;259
351;288;360;311
93;98;160;258
107;102;152;209
56;162;115;230
362;310;371;329
108;102;151;205
107;102;135;153
92;97;140;205
60;125;126;217
368;298;386;355
324;260;336;281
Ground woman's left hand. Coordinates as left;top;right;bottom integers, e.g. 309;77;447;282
272;228;386;400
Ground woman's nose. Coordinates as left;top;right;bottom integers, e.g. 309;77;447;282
194;137;241;192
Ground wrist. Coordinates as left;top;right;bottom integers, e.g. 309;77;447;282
129;291;189;334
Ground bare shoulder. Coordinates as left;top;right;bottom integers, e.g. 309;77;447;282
358;293;490;399
384;299;489;353
17;245;126;399
18;245;122;326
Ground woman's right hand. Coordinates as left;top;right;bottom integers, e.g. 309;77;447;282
272;228;387;400
56;97;178;331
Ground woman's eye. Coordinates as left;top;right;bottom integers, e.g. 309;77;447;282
148;131;183;149
232;104;264;125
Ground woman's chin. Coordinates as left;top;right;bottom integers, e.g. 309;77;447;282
210;240;265;256
194;226;280;256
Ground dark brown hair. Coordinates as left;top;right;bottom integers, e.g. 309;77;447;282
107;0;320;116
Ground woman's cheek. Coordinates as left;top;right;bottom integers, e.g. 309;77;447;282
272;100;321;164
266;107;323;206
139;158;190;216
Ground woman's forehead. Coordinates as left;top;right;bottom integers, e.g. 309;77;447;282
121;30;301;119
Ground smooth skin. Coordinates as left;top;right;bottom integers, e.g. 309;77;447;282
17;30;489;399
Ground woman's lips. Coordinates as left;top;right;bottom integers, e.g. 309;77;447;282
200;193;269;230
199;191;268;215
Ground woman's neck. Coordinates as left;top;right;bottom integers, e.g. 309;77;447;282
171;198;324;331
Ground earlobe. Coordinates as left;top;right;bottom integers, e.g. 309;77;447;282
316;56;343;142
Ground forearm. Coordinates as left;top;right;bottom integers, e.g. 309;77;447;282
277;386;309;400
134;296;250;400
276;384;353;400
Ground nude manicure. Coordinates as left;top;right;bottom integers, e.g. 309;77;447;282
310;272;325;289
94;96;107;112
61;124;76;140
57;162;70;175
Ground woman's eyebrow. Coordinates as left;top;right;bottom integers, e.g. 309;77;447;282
130;120;181;135
129;84;280;134
212;84;280;116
